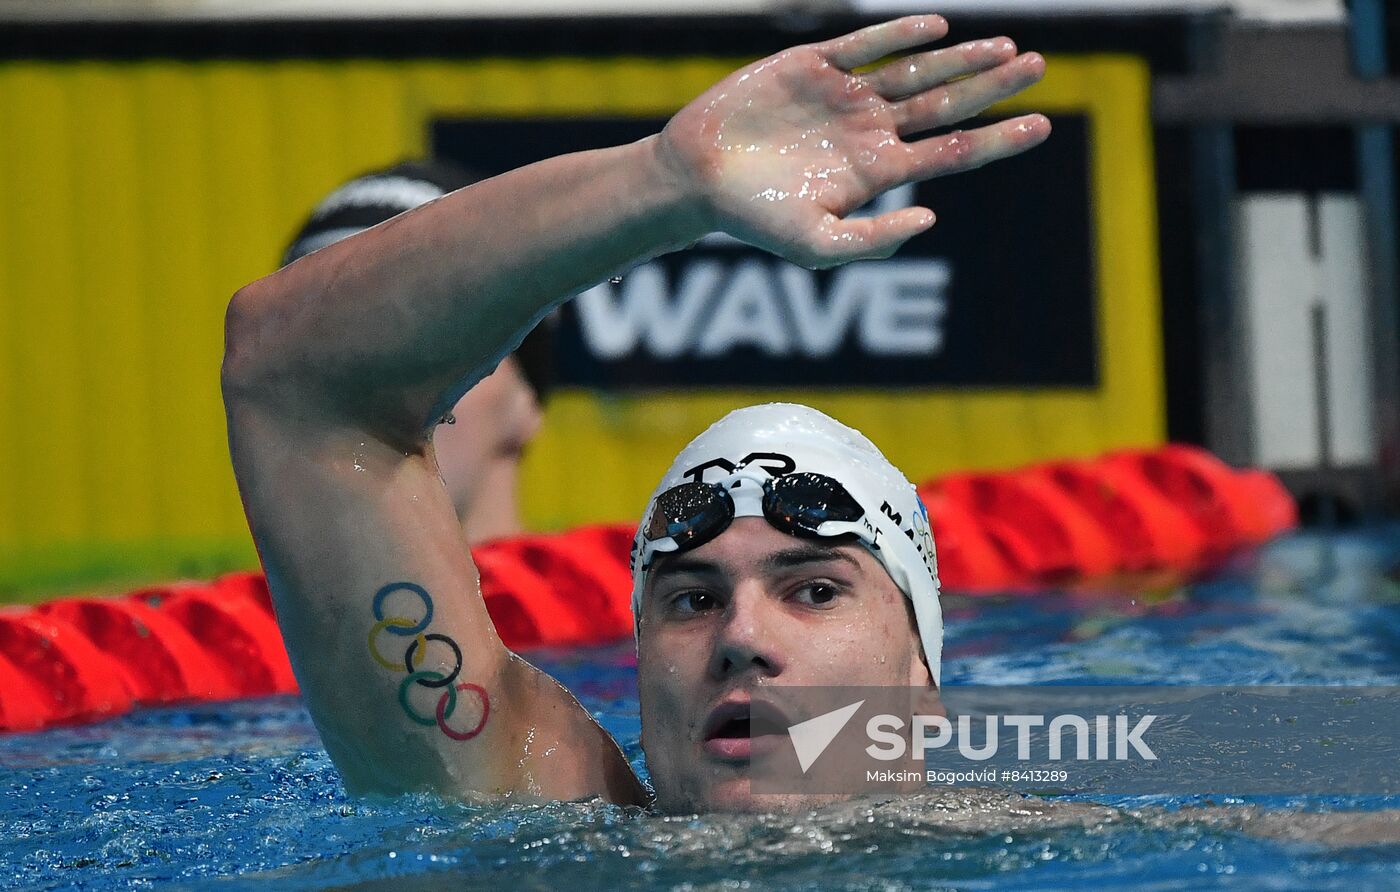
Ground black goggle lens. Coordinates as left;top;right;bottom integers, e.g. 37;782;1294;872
644;481;735;550
762;472;866;538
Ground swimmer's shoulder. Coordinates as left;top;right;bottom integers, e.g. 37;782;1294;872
501;653;650;808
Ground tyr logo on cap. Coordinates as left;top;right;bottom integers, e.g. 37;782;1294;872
681;452;796;484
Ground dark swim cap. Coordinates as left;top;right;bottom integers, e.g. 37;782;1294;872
282;159;555;400
281;160;478;266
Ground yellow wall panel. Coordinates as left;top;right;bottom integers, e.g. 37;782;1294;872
7;65;87;546
70;65;156;543
137;66;203;541
0;52;1162;599
0;70;12;549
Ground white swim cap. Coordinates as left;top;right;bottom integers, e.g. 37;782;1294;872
630;403;943;687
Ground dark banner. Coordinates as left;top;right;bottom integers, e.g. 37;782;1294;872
434;113;1096;389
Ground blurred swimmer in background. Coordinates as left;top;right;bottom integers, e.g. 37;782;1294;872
282;161;553;544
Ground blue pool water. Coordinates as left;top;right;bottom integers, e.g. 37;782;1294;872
3;528;1400;890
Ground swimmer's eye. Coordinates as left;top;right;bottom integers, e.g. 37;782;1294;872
669;590;721;615
789;581;842;608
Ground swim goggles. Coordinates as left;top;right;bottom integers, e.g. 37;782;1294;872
635;471;874;573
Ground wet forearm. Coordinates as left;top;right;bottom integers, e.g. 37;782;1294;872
222;136;705;443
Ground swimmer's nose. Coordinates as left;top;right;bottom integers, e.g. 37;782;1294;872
707;587;785;680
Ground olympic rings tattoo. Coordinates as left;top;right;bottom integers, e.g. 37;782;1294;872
373;582;433;635
368;618;424;670
399;670;450;726
405;633;462;688
369;581;489;741
437;683;489;741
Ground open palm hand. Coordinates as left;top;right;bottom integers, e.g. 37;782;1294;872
659;15;1050;268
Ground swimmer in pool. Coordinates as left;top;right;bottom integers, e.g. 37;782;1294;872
281;161;550;545
223;15;1051;812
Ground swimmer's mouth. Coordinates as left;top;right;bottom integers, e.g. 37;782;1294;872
702;699;792;742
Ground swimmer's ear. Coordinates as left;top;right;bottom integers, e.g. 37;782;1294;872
902;600;936;693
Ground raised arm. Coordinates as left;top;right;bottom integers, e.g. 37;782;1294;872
221;15;1049;803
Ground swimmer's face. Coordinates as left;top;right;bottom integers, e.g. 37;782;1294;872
636;517;935;814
